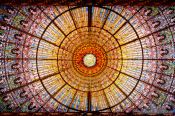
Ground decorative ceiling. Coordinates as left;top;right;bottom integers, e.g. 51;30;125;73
0;5;175;114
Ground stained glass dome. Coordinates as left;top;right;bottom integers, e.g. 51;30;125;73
0;5;175;114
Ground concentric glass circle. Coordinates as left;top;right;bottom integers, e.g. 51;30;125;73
72;43;107;77
37;6;142;109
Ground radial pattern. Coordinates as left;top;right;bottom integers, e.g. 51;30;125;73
0;6;175;113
